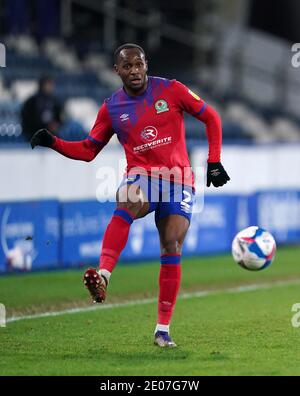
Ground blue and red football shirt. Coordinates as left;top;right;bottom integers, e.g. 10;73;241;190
87;76;221;187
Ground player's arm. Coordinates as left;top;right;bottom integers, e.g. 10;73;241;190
30;102;113;162
30;130;103;162
173;81;230;187
196;104;230;187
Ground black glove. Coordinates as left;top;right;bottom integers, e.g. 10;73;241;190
207;162;230;188
30;129;55;149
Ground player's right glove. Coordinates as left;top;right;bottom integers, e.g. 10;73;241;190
30;129;55;149
207;162;230;188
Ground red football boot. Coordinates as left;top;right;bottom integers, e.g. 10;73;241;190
83;268;107;303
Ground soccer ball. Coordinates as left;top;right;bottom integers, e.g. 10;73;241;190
232;226;276;271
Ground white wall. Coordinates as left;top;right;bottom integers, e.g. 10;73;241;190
191;143;300;194
0;146;126;201
0;143;300;202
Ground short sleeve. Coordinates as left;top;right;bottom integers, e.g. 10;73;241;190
88;102;114;147
172;80;207;117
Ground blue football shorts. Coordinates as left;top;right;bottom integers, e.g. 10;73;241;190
119;175;195;224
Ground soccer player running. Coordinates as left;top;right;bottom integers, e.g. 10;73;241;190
31;44;230;348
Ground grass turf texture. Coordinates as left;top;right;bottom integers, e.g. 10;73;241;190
0;246;300;376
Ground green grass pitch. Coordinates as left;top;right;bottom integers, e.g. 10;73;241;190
1;246;300;376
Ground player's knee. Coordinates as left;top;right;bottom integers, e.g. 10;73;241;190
117;185;144;204
161;238;182;255
117;200;143;217
117;185;146;217
116;191;144;217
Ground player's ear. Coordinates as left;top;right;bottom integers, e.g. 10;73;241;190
114;64;120;75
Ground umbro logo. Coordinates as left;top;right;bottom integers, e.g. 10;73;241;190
120;114;129;122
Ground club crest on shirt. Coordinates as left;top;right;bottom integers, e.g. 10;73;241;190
155;100;169;114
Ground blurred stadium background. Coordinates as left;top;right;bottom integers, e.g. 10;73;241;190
0;0;300;273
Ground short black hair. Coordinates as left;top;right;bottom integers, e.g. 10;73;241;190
114;43;146;64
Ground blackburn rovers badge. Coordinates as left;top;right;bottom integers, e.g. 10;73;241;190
155;100;169;114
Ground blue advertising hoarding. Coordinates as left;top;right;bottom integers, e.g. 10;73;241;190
0;200;60;273
60;195;240;265
184;195;240;255
61;200;115;266
61;200;160;265
1;190;299;273
249;190;300;244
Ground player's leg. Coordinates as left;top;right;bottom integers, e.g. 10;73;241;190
84;180;150;303
153;181;194;347
154;214;190;347
99;183;149;280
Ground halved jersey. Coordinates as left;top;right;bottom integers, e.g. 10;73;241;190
88;76;209;187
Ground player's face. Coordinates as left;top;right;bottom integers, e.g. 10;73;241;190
115;49;148;95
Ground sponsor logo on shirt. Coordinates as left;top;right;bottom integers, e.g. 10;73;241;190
133;137;172;153
141;126;158;142
188;90;201;101
155;100;169;114
120;114;130;122
133;126;172;153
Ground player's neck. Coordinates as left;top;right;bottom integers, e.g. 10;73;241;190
123;76;149;97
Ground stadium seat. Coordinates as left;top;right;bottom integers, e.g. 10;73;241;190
58;119;87;141
0;78;12;100
1;29;299;147
225;102;274;142
11;80;38;101
65;98;99;131
243;30;287;73
271;117;300;141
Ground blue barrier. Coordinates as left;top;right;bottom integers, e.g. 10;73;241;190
61;201;160;264
61;200;115;267
0;200;60;273
60;195;240;265
249;190;300;244
0;191;299;273
184;195;240;255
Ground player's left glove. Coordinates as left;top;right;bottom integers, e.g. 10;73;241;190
30;129;55;149
207;162;230;188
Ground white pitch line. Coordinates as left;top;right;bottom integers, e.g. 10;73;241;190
6;278;300;324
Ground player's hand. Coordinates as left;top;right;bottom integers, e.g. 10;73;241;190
207;162;230;188
30;129;55;149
